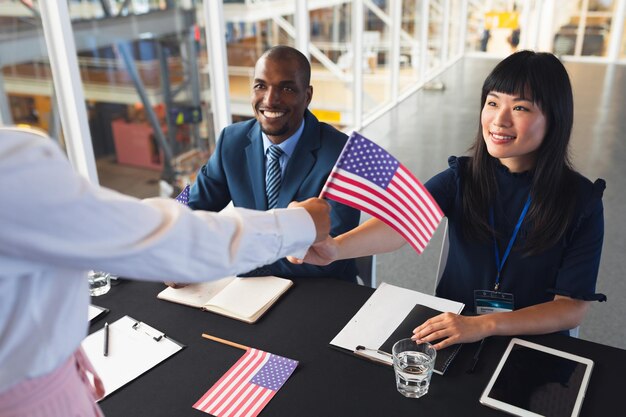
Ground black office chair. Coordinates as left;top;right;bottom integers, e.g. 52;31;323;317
355;255;377;288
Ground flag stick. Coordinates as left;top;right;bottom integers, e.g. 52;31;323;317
201;333;249;351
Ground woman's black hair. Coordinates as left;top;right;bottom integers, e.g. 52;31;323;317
463;50;577;254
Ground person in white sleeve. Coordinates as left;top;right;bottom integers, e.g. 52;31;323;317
0;126;331;417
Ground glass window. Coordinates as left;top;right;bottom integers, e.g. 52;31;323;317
362;0;393;116
0;7;66;150
309;4;352;131
554;0;614;57
427;1;444;73
621;18;626;59
447;0;464;59
465;3;488;52
68;1;216;197
398;0;423;95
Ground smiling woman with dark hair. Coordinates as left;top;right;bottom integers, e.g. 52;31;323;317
294;51;607;349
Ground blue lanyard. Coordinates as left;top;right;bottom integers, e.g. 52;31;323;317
488;194;531;291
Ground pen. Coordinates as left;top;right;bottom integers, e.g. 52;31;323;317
355;345;393;359
103;322;109;357
467;338;485;373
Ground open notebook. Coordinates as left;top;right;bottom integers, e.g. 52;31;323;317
157;276;293;324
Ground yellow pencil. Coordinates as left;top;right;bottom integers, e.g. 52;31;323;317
201;333;249;351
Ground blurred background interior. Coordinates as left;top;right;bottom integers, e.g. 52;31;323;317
1;0;624;348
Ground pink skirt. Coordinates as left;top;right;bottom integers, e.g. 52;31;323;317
0;347;105;417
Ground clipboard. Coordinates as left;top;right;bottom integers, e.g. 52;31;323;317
329;283;464;374
88;304;109;323
81;315;185;399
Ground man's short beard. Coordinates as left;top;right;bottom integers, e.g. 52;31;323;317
260;124;289;138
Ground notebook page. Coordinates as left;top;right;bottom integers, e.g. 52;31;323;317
157;277;234;308
204;276;292;320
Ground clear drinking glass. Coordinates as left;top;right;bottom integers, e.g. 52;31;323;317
392;338;436;398
88;270;112;296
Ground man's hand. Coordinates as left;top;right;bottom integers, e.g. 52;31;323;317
288;236;338;266
164;282;187;289
289;198;331;243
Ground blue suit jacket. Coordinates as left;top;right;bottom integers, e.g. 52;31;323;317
188;110;360;282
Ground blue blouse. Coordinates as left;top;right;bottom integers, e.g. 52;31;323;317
425;156;606;313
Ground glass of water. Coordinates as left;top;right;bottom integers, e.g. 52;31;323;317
88;270;112;296
392;338;436;398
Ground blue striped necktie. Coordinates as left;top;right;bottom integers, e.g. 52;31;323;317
265;145;284;209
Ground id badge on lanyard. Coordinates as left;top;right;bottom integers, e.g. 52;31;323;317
474;290;514;314
474;194;531;315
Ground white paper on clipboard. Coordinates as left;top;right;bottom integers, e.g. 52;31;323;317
329;282;464;364
82;315;184;399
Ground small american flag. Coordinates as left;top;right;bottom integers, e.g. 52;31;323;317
321;132;443;253
193;348;298;417
175;184;190;205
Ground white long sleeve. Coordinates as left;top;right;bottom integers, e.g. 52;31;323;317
0;127;315;392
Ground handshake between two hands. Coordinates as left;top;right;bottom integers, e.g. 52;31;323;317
287;197;331;244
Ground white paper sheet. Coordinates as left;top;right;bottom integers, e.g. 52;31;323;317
330;282;464;364
82;316;183;399
88;304;107;322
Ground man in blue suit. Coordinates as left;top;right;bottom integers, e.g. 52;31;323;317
188;46;360;282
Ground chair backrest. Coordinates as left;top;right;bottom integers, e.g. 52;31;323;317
434;219;449;295
355;255;377;288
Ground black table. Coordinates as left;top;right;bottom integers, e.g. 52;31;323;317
92;278;625;416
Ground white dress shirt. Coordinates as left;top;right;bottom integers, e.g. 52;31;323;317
0;127;315;392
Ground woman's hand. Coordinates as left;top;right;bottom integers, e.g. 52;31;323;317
412;313;490;349
287;235;339;266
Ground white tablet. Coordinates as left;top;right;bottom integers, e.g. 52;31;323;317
480;338;594;417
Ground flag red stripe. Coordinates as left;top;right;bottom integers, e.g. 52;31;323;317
385;183;437;237
396;165;443;222
247;390;276;417
394;167;441;228
240;386;275;417
201;350;262;412
228;384;266;417
193;349;258;410
198;349;267;413
320;131;443;254
326;180;428;250
329;171;428;239
215;381;263;417
326;187;424;253
324;191;425;253
208;351;268;414
330;171;433;241
219;383;258;417
399;166;443;218
326;171;431;248
194;349;296;417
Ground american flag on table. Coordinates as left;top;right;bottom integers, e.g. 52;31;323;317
175;184;190;205
320;132;443;254
193;348;298;417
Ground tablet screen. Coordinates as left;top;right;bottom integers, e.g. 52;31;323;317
480;338;593;417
